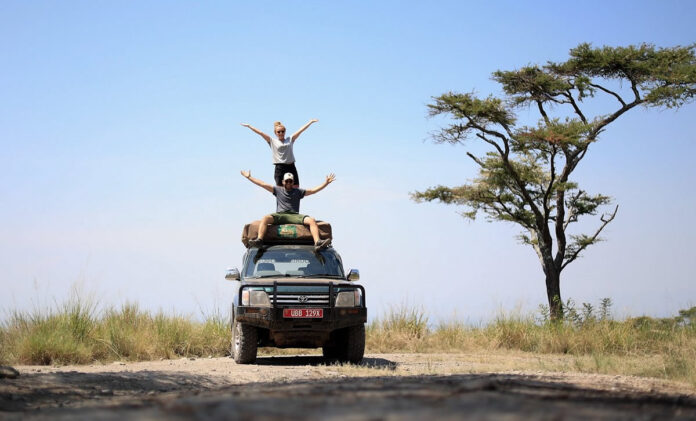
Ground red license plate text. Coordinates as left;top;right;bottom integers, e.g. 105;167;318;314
283;308;324;318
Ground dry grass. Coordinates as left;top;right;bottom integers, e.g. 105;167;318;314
366;303;696;385
1;295;694;386
0;297;230;365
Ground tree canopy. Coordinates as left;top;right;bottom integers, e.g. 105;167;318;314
413;43;696;319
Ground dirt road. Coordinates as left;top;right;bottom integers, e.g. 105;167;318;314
2;352;696;420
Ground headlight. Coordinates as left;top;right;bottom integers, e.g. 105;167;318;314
241;289;271;307
335;290;360;307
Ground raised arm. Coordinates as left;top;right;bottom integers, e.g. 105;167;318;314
241;123;271;145
290;119;318;142
305;173;335;196
241;170;274;193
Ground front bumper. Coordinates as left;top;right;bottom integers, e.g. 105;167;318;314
236;306;367;331
235;281;367;332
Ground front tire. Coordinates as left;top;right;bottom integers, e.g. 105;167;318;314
336;325;365;364
322;344;340;360
344;324;365;363
231;320;258;364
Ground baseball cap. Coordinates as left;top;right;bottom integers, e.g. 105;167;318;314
283;173;294;182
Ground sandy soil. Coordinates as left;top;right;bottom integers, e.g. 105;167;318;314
2;352;696;420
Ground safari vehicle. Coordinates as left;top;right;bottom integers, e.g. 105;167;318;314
225;222;366;364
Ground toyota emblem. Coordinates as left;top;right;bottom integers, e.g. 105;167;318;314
298;296;309;303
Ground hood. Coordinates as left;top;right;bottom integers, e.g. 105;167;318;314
243;277;352;286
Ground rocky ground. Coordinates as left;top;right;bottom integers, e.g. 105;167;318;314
2;352;696;420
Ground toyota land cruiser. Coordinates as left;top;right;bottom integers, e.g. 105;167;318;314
225;241;366;364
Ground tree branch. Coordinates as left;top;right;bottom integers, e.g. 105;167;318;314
475;133;505;156
479;124;513;146
575;145;589;165
542;145;557;216
630;78;641;102
467;114;546;227
466;152;486;167
536;100;550;125
589;100;643;139
542;91;567;104
563;90;588;123
554;188;567;268
494;199;523;225
561;205;619;270
563;190;584;230
529;230;546;270
588;82;626;107
475;130;546;230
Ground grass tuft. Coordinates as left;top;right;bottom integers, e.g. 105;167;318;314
366;304;429;352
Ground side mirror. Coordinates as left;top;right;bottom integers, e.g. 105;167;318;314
225;268;240;281
347;269;360;282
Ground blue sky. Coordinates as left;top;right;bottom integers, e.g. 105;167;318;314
1;1;695;321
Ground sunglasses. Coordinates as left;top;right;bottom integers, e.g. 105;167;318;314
276;129;285;134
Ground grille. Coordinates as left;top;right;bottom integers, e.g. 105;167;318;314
270;292;330;307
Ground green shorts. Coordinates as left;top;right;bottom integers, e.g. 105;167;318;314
272;211;308;225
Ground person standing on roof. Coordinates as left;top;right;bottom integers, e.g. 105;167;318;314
240;170;334;252
240;119;318;187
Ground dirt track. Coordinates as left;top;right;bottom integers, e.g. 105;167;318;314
2;353;696;420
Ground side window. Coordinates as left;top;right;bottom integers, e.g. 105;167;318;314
243;250;259;277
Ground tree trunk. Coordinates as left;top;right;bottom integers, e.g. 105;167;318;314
531;230;563;321
544;266;562;321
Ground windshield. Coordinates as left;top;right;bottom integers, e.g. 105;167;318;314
243;247;345;279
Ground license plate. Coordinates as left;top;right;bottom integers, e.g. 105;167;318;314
283;308;323;318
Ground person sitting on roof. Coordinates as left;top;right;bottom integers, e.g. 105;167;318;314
241;170;335;251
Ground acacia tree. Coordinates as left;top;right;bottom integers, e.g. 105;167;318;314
412;43;696;320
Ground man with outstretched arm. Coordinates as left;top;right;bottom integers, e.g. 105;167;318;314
241;170;335;251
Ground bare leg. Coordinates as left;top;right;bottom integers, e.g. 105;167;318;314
303;216;320;243
258;215;273;240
